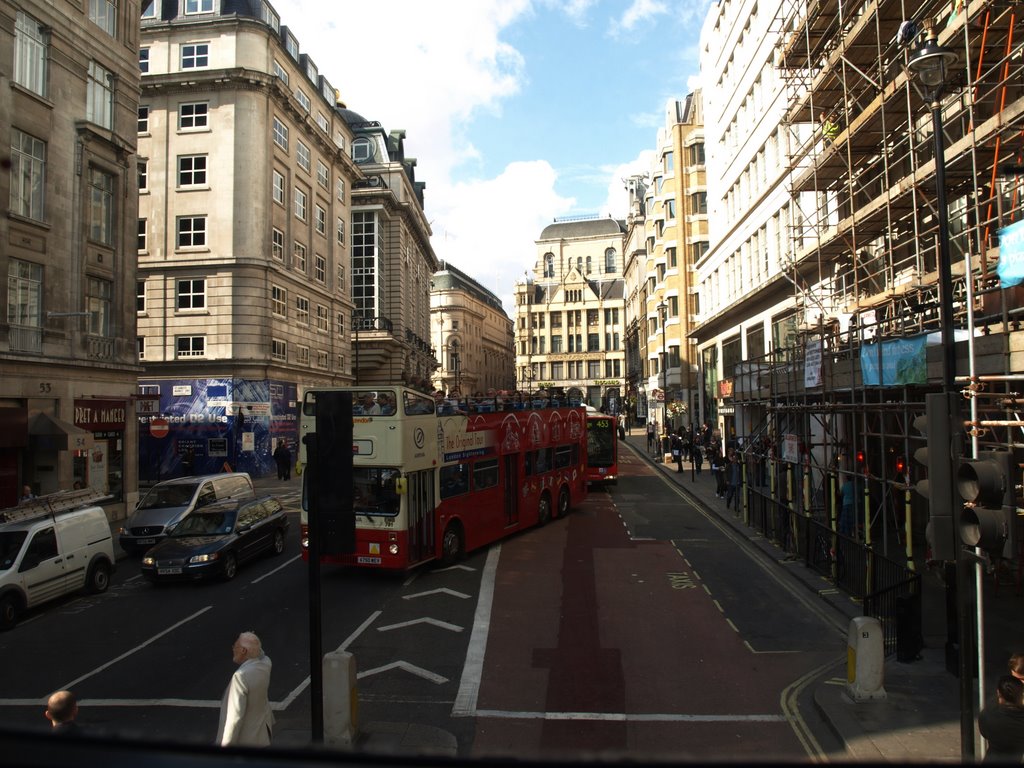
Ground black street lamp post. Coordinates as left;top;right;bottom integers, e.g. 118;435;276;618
658;301;668;435
907;20;973;760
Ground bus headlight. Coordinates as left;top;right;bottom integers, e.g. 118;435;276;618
301;537;309;549
388;543;399;555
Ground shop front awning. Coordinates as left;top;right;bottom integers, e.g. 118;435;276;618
28;412;94;452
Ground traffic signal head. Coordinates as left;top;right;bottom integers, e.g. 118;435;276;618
855;450;866;466
957;449;1019;557
912;392;963;561
895;455;907;475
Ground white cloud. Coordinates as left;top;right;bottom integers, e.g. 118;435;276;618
613;0;669;34
598;151;657;218
430;161;576;311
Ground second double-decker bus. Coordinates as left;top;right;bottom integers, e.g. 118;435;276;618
298;386;589;570
585;411;619;485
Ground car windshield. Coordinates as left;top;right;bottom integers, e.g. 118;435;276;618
0;531;27;571
137;483;198;510
172;511;235;536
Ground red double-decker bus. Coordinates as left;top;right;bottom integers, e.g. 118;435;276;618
586;411;619;485
298;386;589;570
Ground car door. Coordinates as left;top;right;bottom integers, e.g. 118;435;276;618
233;502;264;563
18;526;66;608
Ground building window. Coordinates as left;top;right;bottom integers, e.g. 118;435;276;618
86;276;112;336
296;296;309;325
184;0;214;13
316;304;329;332
271;285;286;316
316;113;329;133
138;218;147;251
314;254;326;283
137;337;145;360
664;151;674;173
604;248;616;274
271;338;287;361
87;61;114;129
272;117;288;150
179;102;208;130
293;242;306;272
177;155;207;187
10;129;46;222
139;47;150;73
665;198;676;219
296;345;310;365
336;177;345;201
336;312;345;336
138;105;149;133
176;216;207;248
89;0;116;36
316;350;329;369
315;205;326;235
181;43;209;69
690;191;708;215
88;168;114;245
336;217;345;246
273;59;289;85
352;137;372;162
176;336;206;357
272;228;284;261
296;141;310;171
14;11;49;98
317;161;329;189
272;170;284;204
142;2;156;18
296;89;310;112
294;188;306;220
177;278;206;310
688;142;706;165
8;259;43;332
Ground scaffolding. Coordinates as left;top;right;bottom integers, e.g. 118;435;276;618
731;0;1024;573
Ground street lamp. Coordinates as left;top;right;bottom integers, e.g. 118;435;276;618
907;20;974;761
658;301;668;433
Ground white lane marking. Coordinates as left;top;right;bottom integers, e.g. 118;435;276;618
433;564;476;573
402;588;471;600
277;609;382;710
58;606;212;692
377;618;463;633
471;710;787;722
451;545;500;717
250;554;300;584
358;661;448;684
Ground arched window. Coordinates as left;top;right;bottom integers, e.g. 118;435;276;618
544;252;554;278
605;248;616;273
352;137;373;163
585;256;592;274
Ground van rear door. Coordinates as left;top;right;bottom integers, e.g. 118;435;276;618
18;526;66;608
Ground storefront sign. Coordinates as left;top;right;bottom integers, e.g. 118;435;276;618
74;400;127;430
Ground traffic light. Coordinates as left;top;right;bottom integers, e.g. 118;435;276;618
895;454;907;476
957;449;1019;557
913;391;962;561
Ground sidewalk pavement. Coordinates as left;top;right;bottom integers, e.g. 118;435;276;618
623;427;967;762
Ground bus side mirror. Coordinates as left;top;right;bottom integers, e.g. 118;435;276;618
395;477;407;495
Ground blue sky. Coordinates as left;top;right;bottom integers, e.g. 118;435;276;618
269;0;711;310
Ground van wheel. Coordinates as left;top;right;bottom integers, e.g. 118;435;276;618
86;561;111;594
271;529;285;556
0;595;21;631
557;487;570;518
441;523;464;566
221;553;237;581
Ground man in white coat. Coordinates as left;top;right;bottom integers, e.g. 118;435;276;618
216;632;274;746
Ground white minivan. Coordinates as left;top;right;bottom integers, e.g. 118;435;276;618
0;490;117;630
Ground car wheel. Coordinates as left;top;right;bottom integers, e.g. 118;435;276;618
86;560;111;594
0;594;21;631
441;523;464;566
271;529;285;556
221;552;237;581
557;486;570;518
538;493;552;525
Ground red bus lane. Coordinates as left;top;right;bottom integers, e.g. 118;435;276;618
472;479;813;761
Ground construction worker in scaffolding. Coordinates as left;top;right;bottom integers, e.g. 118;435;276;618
820;112;839;145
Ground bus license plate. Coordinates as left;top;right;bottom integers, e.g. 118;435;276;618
599;468;608;475
357;556;381;564
158;567;182;575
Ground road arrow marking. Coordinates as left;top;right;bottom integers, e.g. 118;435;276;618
377;618;463;633
402;587;471;600
433;564;476;573
358;661;448;684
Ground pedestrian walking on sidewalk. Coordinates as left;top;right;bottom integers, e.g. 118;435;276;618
725;450;742;511
273;442;291;481
692;442;703;475
217;632;274;747
979;675;1024;762
671;431;684;473
646;422;656;453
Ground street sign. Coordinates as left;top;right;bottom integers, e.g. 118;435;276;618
149;418;169;438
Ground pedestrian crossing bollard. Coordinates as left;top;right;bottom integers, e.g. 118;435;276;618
324;650;359;747
846;616;887;701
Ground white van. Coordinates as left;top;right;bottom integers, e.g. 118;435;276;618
119;473;254;554
0;489;117;630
